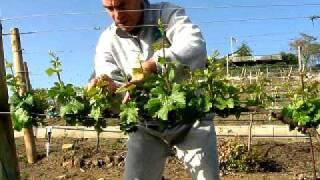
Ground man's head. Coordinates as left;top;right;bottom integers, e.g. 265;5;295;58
102;0;144;33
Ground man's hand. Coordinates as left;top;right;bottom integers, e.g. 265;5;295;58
131;59;157;83
141;59;157;74
87;74;118;93
121;59;157;104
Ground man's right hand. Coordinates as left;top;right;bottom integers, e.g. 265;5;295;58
87;74;118;93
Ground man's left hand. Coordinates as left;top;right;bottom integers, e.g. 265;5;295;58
130;59;157;85
121;59;157;104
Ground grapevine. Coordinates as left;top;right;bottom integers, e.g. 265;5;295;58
46;52;120;149
6;61;47;131
275;71;320;135
117;22;247;133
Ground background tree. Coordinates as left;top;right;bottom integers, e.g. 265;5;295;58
280;52;298;64
290;33;320;66
235;43;253;57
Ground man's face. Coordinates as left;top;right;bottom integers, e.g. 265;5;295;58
102;0;143;33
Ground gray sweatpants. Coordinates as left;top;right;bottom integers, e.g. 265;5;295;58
124;120;220;180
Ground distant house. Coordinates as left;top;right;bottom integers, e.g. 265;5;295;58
230;54;283;65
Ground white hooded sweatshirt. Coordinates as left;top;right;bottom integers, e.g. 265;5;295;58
94;0;207;85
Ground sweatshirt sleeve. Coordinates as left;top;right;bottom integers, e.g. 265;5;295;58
151;3;207;70
94;31;125;85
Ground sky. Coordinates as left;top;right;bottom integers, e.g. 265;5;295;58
1;0;320;88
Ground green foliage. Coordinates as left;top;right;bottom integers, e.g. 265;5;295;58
241;73;273;108
85;78;120;133
46;53;117;132
280;52;298;64
31;89;49;112
6;21;271;136
48;82;76;105
46;52;62;79
116;23;262;133
10;92;46;131
145;83;186;121
282;97;320;132
235;43;253;57
6;61;47;131
5;61;24;93
279;68;320;133
118;59;194;132
119;102;139;133
202;54;243;118
118;46;245;133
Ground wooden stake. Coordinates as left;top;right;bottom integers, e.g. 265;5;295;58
0;21;20;180
298;46;302;72
11;28;37;164
308;134;317;180
288;66;292;78
226;55;229;77
23;62;32;91
248;113;254;152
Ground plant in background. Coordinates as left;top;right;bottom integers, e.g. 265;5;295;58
203;52;243;118
46;52;119;149
277;66;320;135
84;76;120;149
46;52;88;124
280;52;298;64
234;43;253;57
5;61;47;131
241;72;274;108
218;138;261;173
273;58;320;178
279;74;320;134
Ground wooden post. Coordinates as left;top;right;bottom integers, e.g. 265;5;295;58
240;67;244;78
11;28;37;164
248;113;254;152
226;55;229;77
297;46;306;100
298;46;302;72
0;21;20;180
288;67;292;78
23;62;32;91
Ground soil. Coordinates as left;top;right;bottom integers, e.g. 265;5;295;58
16;137;320;180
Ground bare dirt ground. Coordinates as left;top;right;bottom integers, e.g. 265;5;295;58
16;137;320;180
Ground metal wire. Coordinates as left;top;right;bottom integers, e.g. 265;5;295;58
2;3;320;21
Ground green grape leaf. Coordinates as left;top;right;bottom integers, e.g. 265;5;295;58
116;84;136;94
120;102;139;124
168;68;175;82
23;94;34;106
170;91;186;109
90;107;101;121
200;95;213;113
144;98;162;114
60;99;84;117
45;68;56;76
12;108;30;131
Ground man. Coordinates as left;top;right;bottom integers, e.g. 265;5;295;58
91;0;220;179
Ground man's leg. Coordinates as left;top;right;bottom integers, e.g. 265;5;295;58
124;129;170;180
174;120;220;180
